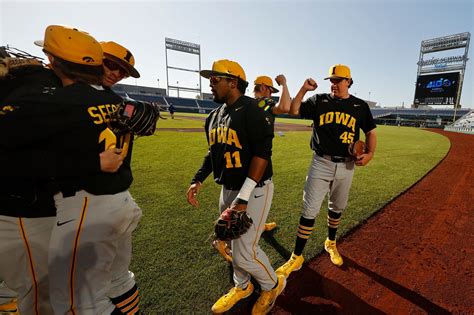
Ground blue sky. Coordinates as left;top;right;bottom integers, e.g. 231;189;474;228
1;0;472;108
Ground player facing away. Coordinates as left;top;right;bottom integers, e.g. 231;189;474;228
253;75;291;233
276;64;377;278
186;59;286;314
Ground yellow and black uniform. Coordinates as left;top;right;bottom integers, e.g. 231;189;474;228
2;72;141;314
291;93;376;257
192;95;274;188
0;68;130;217
300;93;376;157
193;94;280;293
45;83;132;196
42;82;141;315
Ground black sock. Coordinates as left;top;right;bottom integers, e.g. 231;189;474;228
327;210;342;241
294;217;315;256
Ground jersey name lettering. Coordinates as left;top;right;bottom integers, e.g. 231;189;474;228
88;104;119;124
208;127;242;149
319;111;356;132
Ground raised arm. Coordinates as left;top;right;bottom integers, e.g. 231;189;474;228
272;74;291;115
289;78;317;116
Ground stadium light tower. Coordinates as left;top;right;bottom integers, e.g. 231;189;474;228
165;38;202;98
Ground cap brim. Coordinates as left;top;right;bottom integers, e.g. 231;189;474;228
34;40;44;47
200;70;214;79
200;70;242;80
270;86;279;93
105;53;140;78
324;75;350;80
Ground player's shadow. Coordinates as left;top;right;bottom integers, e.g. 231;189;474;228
261;228;292;259
273;264;385;315
226;262;385;315
342;255;451;314
48;223;127;313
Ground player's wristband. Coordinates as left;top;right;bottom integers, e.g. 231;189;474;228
236;177;257;202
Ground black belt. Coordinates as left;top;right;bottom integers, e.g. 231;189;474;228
224;178;272;191
59;186;79;198
316;151;352;163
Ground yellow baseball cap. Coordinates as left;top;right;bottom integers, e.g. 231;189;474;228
100;41;140;78
200;59;247;82
254;76;279;93
324;64;351;80
34;25;102;66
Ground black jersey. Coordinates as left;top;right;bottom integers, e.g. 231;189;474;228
42;83;133;195
0;71;131;217
193;95;274;190
300;93;376;157
0;68;63;217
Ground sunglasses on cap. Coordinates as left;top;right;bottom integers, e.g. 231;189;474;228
209;75;236;85
103;59;129;77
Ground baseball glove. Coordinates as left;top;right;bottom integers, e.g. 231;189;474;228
348;140;366;158
214;208;253;241
109;98;160;136
0;46;43;79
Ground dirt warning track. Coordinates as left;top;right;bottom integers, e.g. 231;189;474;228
272;130;474;314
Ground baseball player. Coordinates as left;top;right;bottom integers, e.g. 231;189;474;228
100;41;140;88
98;40;146;313
1;40;143;314
276;64;377;278
253;75;291;232
0;25;141;314
210;74;292;263
168;103;175;119
186;59;286;314
35;29;142;314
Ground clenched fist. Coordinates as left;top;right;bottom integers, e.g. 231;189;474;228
275;74;287;86
303;78;317;92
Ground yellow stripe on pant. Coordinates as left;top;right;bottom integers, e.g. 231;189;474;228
18;218;39;315
68;197;89;315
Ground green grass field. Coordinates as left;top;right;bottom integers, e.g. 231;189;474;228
129;116;450;314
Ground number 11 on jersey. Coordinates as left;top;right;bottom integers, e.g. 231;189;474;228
224;151;242;168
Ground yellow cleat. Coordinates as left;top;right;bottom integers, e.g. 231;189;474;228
251;275;286;315
263;222;277;232
211;282;254;313
212;239;232;263
324;238;343;266
0;299;19;315
275;253;304;279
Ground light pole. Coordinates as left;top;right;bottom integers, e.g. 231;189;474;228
177;81;180;98
368;91;371;102
157;78;160;88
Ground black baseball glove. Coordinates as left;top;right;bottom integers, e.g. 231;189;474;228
214;208;253;241
109;98;160;136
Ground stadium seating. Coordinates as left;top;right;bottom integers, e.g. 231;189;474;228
113;83;472;125
444;111;474;134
